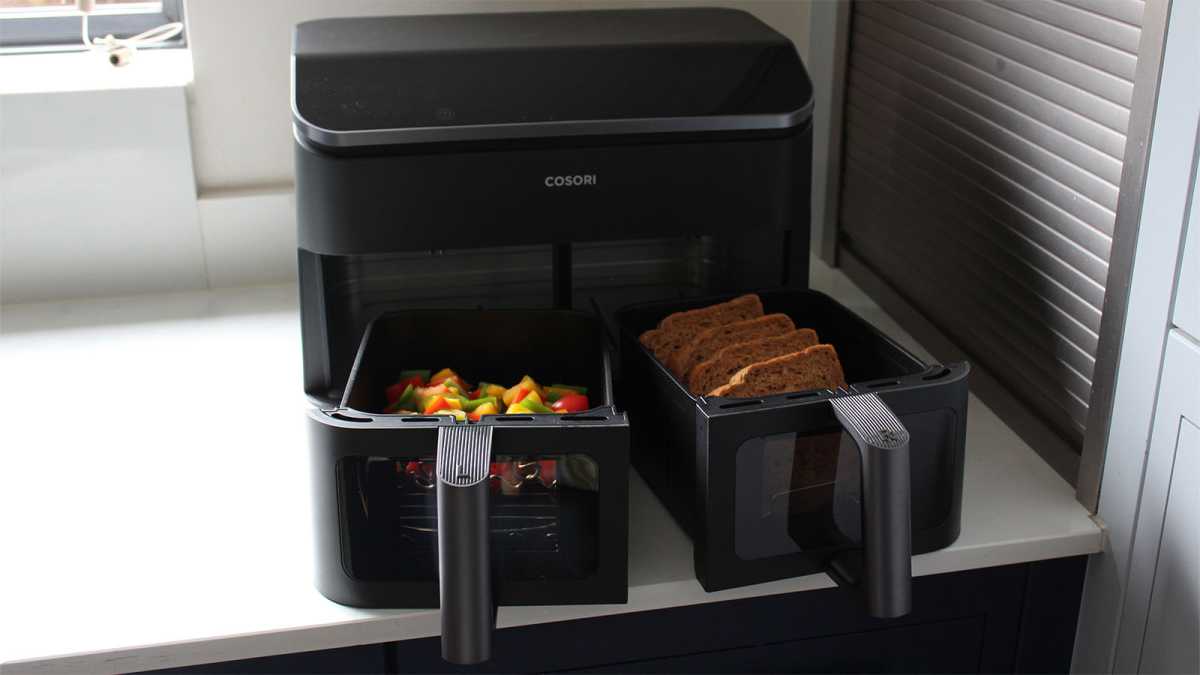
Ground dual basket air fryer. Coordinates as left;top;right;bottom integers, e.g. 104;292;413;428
294;8;969;665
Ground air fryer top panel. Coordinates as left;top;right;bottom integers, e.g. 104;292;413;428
292;8;813;147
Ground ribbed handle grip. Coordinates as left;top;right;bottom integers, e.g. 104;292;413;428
436;424;494;664
829;393;913;619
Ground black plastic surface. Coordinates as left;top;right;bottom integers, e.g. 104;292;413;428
294;125;810;256
293;9;811;137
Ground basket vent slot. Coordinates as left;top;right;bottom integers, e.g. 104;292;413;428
719;399;763;410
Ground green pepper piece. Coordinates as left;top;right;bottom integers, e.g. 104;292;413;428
521;398;553;414
463;396;498;412
399;369;432;382
385;384;416;412
550;383;588;394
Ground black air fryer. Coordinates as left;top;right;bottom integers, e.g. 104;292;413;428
294;7;966;664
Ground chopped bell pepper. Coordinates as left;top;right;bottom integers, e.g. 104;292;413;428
384;384;417;412
429;367;458;385
423;395;451;415
430;368;472;391
386;376;424;403
544;385;588;402
464;396;498;412
416;383;450;399
505;403;534;414
521;397;553;414
551;393;590;413
503;385;530;406
467;401;499;420
518;375;545;398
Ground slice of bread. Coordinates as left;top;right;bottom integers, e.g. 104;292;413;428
667;313;795;378
686;328;819;394
658;293;763;332
638;328;674;360
639;293;763;364
708;344;847;398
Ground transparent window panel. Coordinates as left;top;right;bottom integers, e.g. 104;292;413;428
734;409;956;562
735;429;860;561
339;454;599;582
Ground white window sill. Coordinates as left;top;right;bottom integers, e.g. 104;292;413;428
0;48;191;95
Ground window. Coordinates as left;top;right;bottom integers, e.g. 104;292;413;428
0;0;184;52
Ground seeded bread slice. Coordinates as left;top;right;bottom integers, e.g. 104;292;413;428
708;344;847;398
639;293;764;363
638;328;674;360
667;313;795;378
686;328;820;394
658;293;763;332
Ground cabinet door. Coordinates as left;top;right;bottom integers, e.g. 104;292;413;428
1141;419;1199;674
1116;330;1200;674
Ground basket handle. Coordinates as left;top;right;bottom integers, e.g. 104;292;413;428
828;392;913;618
436;424;495;664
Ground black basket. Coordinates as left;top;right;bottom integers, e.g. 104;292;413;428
616;289;967;613
309;309;629;613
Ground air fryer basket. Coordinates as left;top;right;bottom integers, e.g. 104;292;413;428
309;309;628;664
616;288;968;617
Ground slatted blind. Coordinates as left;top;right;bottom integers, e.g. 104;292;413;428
838;0;1145;448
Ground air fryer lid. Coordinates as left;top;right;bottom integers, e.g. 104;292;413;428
292;8;814;147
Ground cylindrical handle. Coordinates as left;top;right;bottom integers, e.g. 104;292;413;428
436;425;495;664
860;433;911;617
830;393;913;619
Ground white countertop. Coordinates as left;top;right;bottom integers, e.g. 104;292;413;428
0;261;1102;674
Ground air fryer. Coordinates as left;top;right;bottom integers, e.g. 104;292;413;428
293;6;962;665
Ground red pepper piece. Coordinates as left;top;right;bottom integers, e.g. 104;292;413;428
386;376;424;403
551;393;590;413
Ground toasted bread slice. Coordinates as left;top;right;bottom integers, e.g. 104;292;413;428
667;313;795;378
686;328;819;394
639;294;763;363
708;344;847;398
638;328;674;360
658;293;763;331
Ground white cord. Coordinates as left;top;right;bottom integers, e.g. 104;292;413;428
80;6;183;66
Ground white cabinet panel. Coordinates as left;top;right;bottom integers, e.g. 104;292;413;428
1116;330;1200;673
1140;419;1200;674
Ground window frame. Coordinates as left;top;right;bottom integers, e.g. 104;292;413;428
0;0;185;52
